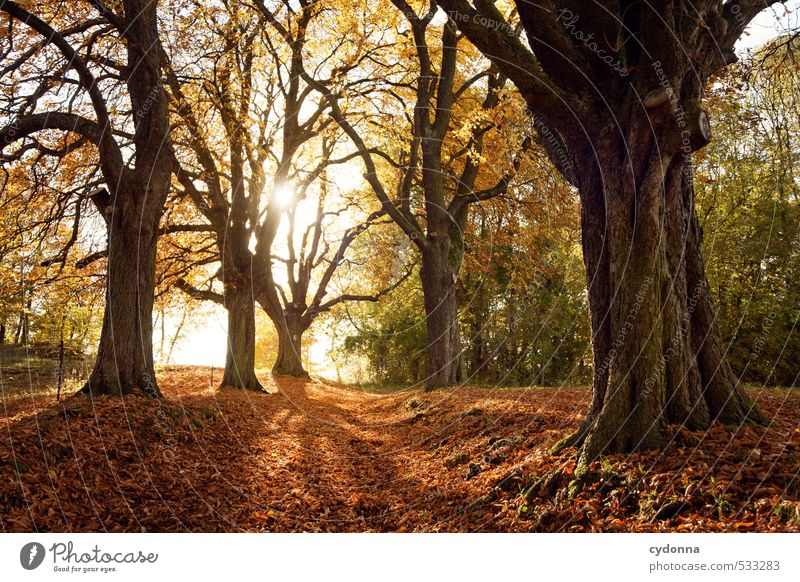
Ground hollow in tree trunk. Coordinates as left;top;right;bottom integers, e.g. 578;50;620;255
420;239;464;391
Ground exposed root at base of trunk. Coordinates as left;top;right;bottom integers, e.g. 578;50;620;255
79;379;160;398
550;419;593;455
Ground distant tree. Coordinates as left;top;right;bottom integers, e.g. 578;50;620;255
459;192;589;387
303;0;533;389
340;171;590;388
166;0;405;381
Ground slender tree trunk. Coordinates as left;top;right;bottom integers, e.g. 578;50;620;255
465;279;489;379
165;308;187;367
560;142;763;467
468;311;486;378
221;275;264;390
20;299;31;345
420;240;464;390
158;308;166;363
57;333;65;401
272;316;307;377
15;267;25;345
82;218;160;397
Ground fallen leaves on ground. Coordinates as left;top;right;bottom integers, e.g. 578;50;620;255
1;367;799;532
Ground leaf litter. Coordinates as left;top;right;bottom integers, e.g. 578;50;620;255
1;367;798;532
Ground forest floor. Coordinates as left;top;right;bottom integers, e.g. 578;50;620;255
1;366;799;532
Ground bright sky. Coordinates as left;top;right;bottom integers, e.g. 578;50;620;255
161;3;798;373
162;162;366;373
736;0;798;51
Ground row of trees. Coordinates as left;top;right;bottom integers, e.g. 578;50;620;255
697;51;800;388
0;0;794;466
0;0;540;390
341;44;800;391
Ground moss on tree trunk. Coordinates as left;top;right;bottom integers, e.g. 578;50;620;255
559;147;763;469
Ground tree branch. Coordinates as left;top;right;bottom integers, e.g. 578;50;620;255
174;278;224;305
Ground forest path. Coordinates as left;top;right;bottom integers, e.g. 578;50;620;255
3;367;799;532
159;371;586;532
1;367;587;531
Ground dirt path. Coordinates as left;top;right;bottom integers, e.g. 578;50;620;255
0;369;587;531
2;368;799;532
157;372;588;532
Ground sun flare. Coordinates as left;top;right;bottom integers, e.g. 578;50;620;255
272;183;295;208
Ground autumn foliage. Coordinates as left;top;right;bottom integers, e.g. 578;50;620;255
2;368;798;532
1;0;800;536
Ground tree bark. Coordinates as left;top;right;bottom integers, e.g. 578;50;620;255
560;142;763;468
20;299;30;345
420;239;464;390
78;0;171;398
82;217;160;396
272;315;307;377
431;0;771;467
221;274;264;391
466;284;488;379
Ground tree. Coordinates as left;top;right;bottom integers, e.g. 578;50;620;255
0;118;106;357
697;39;800;386
434;0;785;465
163;0;274;390
303;0;533;389
0;0;172;396
340;145;590;388
167;0;402;380
458;189;589;387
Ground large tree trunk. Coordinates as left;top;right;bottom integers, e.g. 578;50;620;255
82;218;160;397
81;0;170;398
221;274;264;391
420;240;464;390
561;139;763;467
272;316;307;377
